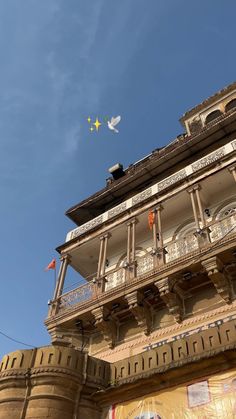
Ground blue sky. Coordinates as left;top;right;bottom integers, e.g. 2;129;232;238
0;0;236;358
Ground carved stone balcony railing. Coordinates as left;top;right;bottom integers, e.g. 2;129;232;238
52;213;236;316
136;252;154;276
210;212;236;242
59;281;95;311
165;233;198;263
105;266;125;291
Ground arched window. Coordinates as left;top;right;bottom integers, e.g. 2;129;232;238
205;110;222;125
214;202;236;220
210;201;236;243
166;221;198;262
225;98;236;113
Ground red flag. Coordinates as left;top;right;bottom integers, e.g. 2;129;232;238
45;258;56;271
148;211;155;230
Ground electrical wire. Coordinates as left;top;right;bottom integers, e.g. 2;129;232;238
0;330;35;348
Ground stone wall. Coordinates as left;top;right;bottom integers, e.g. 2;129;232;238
1;319;236;418
0;346;107;419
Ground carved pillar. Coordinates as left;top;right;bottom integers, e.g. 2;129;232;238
229;165;236;183
125;290;152;335
187;187;200;229
131;219;136;263
195;185;205;227
56;255;70;298
155;277;183;322
97;236;105;279
188;185;209;245
101;233;111;276
131;219;137;277
202;256;232;304
157;205;165;264
152;209;158;252
126;222;132;264
50;255;70;315
91;307;117;348
151;205;164;267
126;220;137;280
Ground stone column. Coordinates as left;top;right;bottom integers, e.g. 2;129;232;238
50;255;70;315
131;219;137;277
125;222;132;281
152;209;158;252
131;220;136;263
156;205;165;264
100;233;110;277
56;255;70;298
195;185;205;227
229;165;236;183
126;222;132;265
187;186;209;246
99;233;111;292
187;187;200;229
97;236;105;279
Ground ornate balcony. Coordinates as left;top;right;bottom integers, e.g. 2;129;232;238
49;212;236;318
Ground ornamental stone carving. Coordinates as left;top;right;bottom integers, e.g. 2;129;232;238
92;307;117;348
132;188;152;206
108;202;127;219
125;290;152;335
71;215;103;239
192;148;225;172
155;277;183;322
231;139;236;150
158;169;187;192
202;256;231;304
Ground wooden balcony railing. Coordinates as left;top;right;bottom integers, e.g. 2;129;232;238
53;213;236;315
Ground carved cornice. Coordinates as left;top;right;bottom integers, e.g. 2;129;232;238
202;256;232;303
125;291;152;335
92;301;236;359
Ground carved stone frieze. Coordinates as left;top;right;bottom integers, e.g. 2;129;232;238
192;148;225;172
125;291;152;335
132;188;152;206
155;277;183;322
71;215;103;239
231;139;236;150
202;256;231;304
158;169;187;192
108;202;127;219
92;307;117;348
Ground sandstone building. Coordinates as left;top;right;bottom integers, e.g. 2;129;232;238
1;83;236;418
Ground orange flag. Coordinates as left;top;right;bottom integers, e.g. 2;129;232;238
45;258;56;271
148;211;155;230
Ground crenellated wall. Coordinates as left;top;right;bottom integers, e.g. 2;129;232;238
1;319;236;418
0;345;108;419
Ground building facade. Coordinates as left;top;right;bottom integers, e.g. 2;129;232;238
1;83;236;418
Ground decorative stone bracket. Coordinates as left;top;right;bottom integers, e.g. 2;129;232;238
48;325;73;347
92;307;117;349
155;277;183;322
125;291;152;335
202;256;232;304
